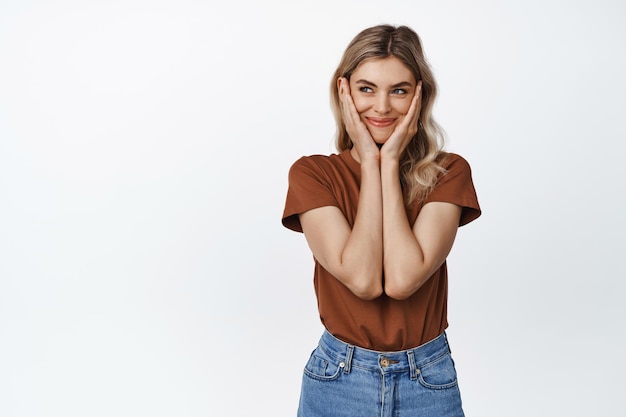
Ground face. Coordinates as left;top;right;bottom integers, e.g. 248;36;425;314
346;56;417;144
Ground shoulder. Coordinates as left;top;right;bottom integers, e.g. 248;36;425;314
439;152;473;172
435;152;477;185
288;152;348;181
282;153;347;232
429;152;481;226
290;153;342;171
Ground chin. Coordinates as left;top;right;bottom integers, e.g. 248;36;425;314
367;127;393;144
371;135;391;144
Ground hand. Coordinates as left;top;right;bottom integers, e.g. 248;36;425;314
338;78;380;163
380;81;422;162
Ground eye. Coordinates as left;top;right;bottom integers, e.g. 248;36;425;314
358;86;373;93
391;88;408;95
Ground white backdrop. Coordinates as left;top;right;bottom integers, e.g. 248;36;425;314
1;0;625;416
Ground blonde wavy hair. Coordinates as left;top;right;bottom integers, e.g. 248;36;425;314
330;24;447;204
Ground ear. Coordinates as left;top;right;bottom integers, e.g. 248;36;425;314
336;77;344;94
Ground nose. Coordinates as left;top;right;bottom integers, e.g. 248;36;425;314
374;94;391;114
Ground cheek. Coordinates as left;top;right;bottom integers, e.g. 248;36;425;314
350;94;368;114
396;99;412;115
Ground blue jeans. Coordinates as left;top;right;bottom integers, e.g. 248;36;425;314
297;330;464;417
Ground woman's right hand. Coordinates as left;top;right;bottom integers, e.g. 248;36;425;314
338;78;380;163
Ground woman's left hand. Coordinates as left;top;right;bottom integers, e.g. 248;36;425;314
380;81;422;161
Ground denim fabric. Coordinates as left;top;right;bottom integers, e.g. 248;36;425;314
297;330;464;417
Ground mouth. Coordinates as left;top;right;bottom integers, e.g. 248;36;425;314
365;117;396;128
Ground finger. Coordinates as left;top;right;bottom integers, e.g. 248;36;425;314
338;79;354;123
401;84;422;133
393;94;419;136
415;80;423;120
340;80;362;128
411;82;423;118
383;84;422;151
338;79;376;149
338;79;353;114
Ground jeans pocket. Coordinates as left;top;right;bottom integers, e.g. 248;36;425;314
302;346;345;381
417;352;459;390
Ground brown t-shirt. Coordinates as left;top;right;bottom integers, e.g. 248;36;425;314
282;150;481;351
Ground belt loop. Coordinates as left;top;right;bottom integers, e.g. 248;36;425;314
343;344;354;374
443;331;452;354
407;350;417;380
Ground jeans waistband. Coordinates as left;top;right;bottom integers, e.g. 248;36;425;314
318;330;452;379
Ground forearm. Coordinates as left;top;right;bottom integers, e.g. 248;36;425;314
339;158;383;299
380;159;430;299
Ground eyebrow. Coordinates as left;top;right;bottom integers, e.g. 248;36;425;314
354;79;414;89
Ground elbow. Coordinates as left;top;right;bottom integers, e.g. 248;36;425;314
384;272;428;300
383;259;439;300
355;286;384;300
345;270;383;300
350;280;383;300
339;261;383;300
384;283;415;300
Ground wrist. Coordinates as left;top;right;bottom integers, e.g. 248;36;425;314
379;146;403;163
360;157;381;173
380;154;401;168
351;146;380;165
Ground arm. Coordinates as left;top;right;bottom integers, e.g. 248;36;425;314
299;78;384;300
300;158;383;300
379;83;462;299
381;159;461;299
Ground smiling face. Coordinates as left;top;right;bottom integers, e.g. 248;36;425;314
347;56;417;144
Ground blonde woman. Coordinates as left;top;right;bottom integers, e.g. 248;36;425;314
282;24;481;417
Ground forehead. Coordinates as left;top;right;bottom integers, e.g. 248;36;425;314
351;56;415;84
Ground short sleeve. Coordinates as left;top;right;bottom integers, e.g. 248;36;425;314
424;154;481;226
282;156;340;232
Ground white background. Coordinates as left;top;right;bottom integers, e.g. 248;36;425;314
1;0;625;416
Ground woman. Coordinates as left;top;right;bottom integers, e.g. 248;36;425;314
282;24;481;417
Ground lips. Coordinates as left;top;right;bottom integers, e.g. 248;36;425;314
365;117;396;128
